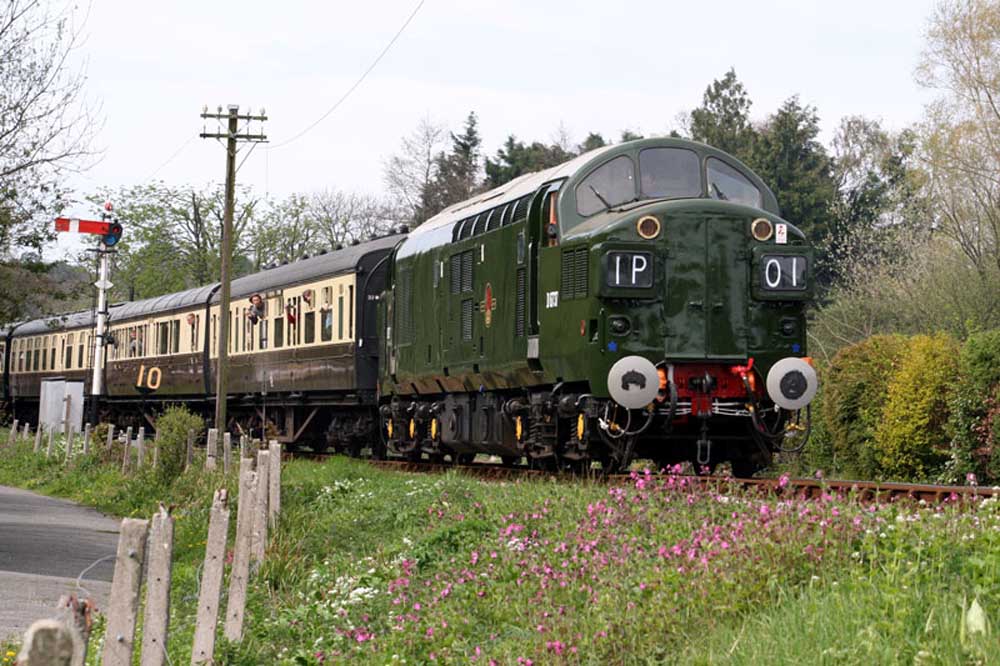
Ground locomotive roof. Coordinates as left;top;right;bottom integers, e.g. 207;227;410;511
397;137;780;259
396;144;616;259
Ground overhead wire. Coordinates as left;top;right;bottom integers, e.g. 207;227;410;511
267;0;426;150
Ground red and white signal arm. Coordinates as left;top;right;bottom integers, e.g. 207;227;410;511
55;217;112;235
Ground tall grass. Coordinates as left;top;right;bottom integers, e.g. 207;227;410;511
1;427;998;664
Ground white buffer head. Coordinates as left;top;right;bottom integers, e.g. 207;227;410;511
766;357;818;411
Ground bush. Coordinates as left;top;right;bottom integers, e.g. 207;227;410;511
820;335;908;478
943;329;1000;483
875;333;959;480
153;405;205;482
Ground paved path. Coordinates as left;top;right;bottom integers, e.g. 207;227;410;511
0;486;119;641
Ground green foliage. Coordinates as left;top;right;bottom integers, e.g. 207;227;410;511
153;405;205;481
689;67;756;158
945;330;1000;483
424;112;483;214
748;97;837;248
820;335;908;478
875;333;959;480
485;135;572;188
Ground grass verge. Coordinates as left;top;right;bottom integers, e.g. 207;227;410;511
1;428;999;664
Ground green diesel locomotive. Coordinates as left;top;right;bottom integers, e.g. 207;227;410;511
380;137;817;474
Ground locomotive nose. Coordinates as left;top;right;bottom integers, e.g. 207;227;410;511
765;357;818;410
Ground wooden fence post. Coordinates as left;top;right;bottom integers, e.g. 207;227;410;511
205;429;218;470
82;423;91;456
268;440;281;527
223;432;232;474
47;427;56;458
137;426;146;468
251;450;270;564
190;489;230;665
224;460;257;641
101;518;149;666
6;419;18;448
21;422;31;445
185;429;194;471
64;427;75;465
106;423;116;451
239;434;246;459
34;423;44;453
122;426;133;474
140;506;174;666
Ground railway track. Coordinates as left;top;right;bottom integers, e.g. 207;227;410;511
377;461;999;502
288;455;999;504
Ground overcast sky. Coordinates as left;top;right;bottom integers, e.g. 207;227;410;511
59;0;938;227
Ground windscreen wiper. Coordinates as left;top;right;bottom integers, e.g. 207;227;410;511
711;182;729;201
589;185;612;211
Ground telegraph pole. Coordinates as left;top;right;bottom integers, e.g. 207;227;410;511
200;105;267;432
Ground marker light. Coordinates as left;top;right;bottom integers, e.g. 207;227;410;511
751;218;773;242
636;215;661;240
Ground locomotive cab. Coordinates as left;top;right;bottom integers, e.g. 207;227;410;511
538;138;818;473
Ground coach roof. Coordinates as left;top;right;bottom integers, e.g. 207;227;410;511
107;234;402;323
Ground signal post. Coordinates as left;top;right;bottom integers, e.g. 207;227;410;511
55;203;123;423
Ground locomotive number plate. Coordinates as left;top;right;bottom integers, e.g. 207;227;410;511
605;251;653;288
760;255;807;291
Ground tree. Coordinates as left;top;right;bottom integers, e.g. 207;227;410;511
578;132;608;153
485;135;573;188
308;189;401;249
825;117;930;284
689;68;756;159
426;112;483;214
0;1;97;324
245;193;320;270
383;116;446;226
749;97;837;244
917;0;1000;274
87;183;259;301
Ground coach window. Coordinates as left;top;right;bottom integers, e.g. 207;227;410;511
66;334;74;369
576;155;636;217
321;305;333;342
171;320;180;354
42;336;48;370
348;285;355;339
33;338;39;371
706;157;761;208
273;315;284;348
337;289;345;340
211;315;217;355
78;335;85;368
50;337;56;369
472;214;486;236
158;322;169;355
304;309;316;345
639;147;701;199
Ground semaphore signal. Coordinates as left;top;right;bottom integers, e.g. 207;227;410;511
54;201;123;421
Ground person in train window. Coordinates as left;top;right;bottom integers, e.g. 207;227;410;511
247;293;266;325
129;329;138;356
